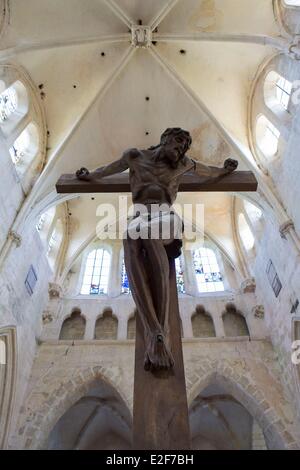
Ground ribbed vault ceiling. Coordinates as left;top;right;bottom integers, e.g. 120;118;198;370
0;0;284;273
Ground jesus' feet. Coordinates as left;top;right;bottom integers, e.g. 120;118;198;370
144;332;175;371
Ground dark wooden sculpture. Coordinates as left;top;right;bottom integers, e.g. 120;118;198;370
74;128;241;371
56;127;258;449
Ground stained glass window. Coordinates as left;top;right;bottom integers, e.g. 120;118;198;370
121;259;131;294
0;86;18;124
81;249;111;295
193;247;224;293
175;257;185;294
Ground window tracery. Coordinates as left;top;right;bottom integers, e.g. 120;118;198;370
193;247;224;293
81;248;111;295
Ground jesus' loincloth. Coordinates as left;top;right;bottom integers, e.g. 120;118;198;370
126;204;184;258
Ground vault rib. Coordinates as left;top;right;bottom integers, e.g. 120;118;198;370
154;32;290;51
148;46;291;230
0;34;130;60
0;46;136;267
150;0;181;32
102;0;134;29
148;45;253;168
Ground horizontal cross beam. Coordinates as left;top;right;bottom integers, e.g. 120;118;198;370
56;171;257;194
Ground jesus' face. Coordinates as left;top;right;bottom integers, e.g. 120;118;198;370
161;133;189;165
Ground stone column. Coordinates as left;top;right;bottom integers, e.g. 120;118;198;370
213;313;226;338
182;250;198;296
84;315;96;341
107;242;122;298
117;316;129;340
183;316;194;338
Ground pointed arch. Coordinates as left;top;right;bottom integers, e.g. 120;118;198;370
19;366;132;450
187;364;296;450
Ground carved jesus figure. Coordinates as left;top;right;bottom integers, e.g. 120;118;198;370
76;128;238;372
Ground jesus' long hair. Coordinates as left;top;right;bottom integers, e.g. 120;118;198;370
148;128;192;169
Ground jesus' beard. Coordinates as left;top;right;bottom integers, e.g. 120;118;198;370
152;145;184;169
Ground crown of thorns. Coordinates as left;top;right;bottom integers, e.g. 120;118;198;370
160;128;192;152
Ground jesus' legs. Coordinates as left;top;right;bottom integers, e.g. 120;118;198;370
123;236;174;371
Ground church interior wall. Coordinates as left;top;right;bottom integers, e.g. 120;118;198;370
12;338;299;450
0;0;300;451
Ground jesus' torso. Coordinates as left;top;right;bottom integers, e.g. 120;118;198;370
126;148;194;205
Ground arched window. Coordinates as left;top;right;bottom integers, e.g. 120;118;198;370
36;207;56;242
264;71;293;111
243;201;262;224
9;122;39;169
274;75;292;110
121;259;130;294
175;257;185;293
223;304;249;337
81;248;111;295
0;80;29;131
193;247;224;293
256;115;280;158
0;85;18;123
47;219;63;256
238;213;255;251
59;309;86;340
284;0;300;5
192;306;216;338
94;309;118;340
0;72;44;187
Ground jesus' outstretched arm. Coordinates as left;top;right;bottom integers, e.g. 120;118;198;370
190;157;238;180
76;149;133;181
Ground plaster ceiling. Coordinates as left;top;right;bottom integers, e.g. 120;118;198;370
0;0;281;270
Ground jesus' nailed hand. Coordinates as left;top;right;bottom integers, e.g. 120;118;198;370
75;128;238;372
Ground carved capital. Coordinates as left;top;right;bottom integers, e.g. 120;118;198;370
252;305;265;319
279;220;295;240
131;25;152;48
48;282;62;299
8;230;22;247
241;278;256;293
42;312;53;324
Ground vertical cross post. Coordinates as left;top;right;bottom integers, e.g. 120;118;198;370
132;258;190;450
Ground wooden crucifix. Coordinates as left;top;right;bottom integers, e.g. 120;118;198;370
56;128;257;450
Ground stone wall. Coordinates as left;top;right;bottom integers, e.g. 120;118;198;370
41;290;266;343
0;225;52;448
0;131;51;448
13;338;300;450
253;216;300;422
